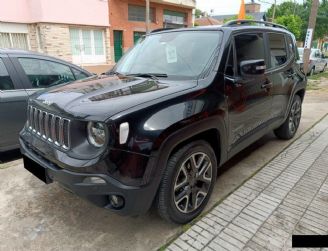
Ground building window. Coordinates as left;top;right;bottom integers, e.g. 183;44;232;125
69;28;106;64
163;10;186;28
0;33;29;50
128;5;155;22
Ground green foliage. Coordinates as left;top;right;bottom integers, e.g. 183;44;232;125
266;0;328;41
195;8;205;18
276;15;303;40
224;15;253;23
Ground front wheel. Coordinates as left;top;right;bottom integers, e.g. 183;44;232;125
274;95;302;140
157;140;217;224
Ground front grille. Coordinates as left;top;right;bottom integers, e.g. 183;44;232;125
27;106;71;150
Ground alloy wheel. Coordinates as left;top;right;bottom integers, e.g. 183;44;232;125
289;99;301;135
173;152;212;214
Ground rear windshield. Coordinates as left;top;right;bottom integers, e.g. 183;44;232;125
114;31;222;79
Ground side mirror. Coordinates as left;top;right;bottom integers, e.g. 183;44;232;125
240;59;266;77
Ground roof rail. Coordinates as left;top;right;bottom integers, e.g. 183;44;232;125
223;20;288;30
150;28;175;33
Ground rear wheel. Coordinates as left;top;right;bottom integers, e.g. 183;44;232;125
274;95;302;140
321;64;327;73
157;140;217;224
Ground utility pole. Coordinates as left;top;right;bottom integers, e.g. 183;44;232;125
303;0;320;74
272;0;277;21
146;0;150;34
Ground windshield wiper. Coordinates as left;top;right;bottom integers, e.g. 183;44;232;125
126;73;168;80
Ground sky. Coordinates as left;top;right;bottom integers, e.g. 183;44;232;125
196;0;304;15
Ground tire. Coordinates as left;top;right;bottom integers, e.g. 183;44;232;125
274;95;302;140
157;140;217;224
310;67;315;76
321;64;327;73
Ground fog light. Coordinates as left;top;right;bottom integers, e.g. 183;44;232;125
109;195;124;209
83;177;106;184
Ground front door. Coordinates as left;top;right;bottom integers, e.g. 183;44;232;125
225;33;273;151
114;30;123;62
0;57;29;151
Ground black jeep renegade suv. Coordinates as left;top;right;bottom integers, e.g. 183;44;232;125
20;21;306;224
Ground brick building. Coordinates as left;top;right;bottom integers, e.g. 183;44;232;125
109;0;195;62
0;0;111;73
0;0;195;72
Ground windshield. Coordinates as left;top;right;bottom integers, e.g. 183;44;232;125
298;48;304;56
114;31;222;79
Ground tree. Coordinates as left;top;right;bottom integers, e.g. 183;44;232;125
195;9;206;18
224;15;253;23
266;0;328;44
276;15;303;40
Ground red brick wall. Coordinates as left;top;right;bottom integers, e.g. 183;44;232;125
109;0;193;51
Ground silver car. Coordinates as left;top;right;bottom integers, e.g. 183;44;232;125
0;49;92;152
298;48;327;75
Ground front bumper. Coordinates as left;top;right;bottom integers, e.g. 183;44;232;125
20;137;157;216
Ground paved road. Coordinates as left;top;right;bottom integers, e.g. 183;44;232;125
167;115;328;251
0;90;328;251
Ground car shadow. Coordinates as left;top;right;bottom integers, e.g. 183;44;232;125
217;132;275;175
0;149;22;164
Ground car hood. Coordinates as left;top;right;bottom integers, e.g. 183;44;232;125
31;75;197;120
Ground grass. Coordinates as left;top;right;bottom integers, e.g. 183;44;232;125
308;71;328;81
306;80;321;90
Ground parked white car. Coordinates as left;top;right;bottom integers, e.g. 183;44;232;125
298;48;327;75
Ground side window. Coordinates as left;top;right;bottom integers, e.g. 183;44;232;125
224;43;235;77
0;58;15;91
268;33;287;68
18;58;75;88
71;68;89;80
286;35;295;59
234;33;265;75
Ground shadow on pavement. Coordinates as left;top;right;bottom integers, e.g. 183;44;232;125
0;149;22;164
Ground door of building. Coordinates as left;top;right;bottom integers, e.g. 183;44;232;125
114;30;123;62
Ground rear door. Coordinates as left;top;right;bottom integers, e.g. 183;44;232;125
0;55;29;151
266;32;294;120
225;32;273;151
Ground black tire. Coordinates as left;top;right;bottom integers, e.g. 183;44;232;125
157;140;217;224
309;67;315;76
321;64;327;73
274;95;302;140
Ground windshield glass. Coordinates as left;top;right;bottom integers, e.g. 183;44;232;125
298;48;304;55
114;31;222;79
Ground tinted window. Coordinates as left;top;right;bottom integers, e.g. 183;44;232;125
286;35;295;59
268;33;287;68
225;44;234;77
128;5;155;22
72;68;89;80
234;33;265;75
18;58;75;88
0;58;15;90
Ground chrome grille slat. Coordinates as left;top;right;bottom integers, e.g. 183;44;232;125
26;106;71;150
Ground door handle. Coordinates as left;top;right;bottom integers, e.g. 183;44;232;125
261;82;273;89
224;76;242;87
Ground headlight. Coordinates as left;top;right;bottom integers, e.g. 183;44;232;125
87;122;107;147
